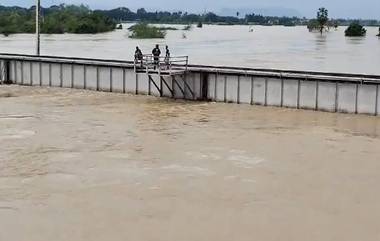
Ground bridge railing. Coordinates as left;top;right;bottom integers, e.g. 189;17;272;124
134;54;188;75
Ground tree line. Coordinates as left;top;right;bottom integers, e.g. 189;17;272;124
1;4;379;36
0;4;116;36
308;7;378;37
96;7;380;27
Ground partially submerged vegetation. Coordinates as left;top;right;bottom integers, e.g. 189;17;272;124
157;26;178;31
307;7;338;33
128;23;166;38
183;24;192;31
316;7;329;33
0;4;116;35
345;22;367;37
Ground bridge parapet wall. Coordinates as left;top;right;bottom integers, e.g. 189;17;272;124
1;53;380;116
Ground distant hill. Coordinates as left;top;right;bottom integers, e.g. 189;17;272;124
219;7;303;18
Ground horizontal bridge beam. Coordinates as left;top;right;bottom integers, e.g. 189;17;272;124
1;53;380;84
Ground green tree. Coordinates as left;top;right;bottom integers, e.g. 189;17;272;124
345;22;367;37
317;7;328;34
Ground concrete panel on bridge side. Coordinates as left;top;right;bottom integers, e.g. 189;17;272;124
50;64;61;87
99;67;111;92
267;78;282;106
85;66;98;90
238;76;252;104
215;74;226;102
73;65;85;89
337;83;357;113
299;80;317;110
252;77;266;105
62;64;73;88
282;79;298;108
357;85;377;115
111;67;124;93
225;75;238;103
317;82;337;112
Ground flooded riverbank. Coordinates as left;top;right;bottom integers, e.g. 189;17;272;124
1;85;380;241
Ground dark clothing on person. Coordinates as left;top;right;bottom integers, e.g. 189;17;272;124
152;47;161;67
165;47;170;68
134;47;143;68
152;47;161;58
135;49;143;60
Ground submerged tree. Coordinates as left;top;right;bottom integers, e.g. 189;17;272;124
317;7;329;34
345;22;367;37
307;19;319;32
183;24;192;31
128;23;166;39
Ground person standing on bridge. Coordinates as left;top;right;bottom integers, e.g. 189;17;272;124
164;45;170;69
152;44;161;70
134;46;143;67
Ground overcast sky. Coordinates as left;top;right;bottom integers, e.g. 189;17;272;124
2;0;380;19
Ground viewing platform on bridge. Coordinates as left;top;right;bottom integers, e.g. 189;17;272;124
134;54;189;76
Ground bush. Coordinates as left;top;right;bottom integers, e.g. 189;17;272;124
128;23;166;39
345;22;366;37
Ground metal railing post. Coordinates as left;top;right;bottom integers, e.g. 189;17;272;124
36;0;40;56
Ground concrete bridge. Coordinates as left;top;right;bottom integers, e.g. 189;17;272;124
1;53;380;116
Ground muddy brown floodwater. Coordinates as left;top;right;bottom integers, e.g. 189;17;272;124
1;85;380;241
